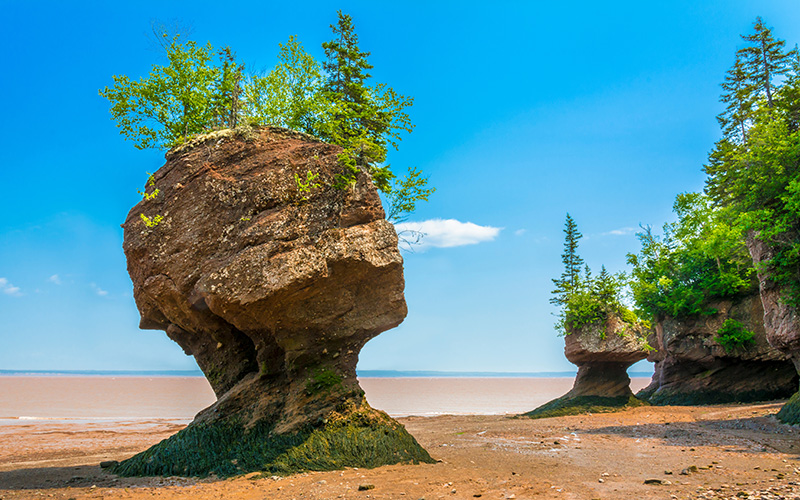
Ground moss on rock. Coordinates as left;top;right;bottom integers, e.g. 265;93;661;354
639;387;795;406
776;391;800;425
520;394;648;420
112;403;434;478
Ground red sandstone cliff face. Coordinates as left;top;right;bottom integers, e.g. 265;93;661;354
122;127;406;433
638;294;797;405
746;234;800;356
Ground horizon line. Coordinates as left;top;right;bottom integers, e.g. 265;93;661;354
0;369;655;378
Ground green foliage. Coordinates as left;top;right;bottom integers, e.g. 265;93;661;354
385;167;436;222
321;13;413;159
137;172;163;228
102;16;433;222
140;214;163;228
305;368;343;395
294;170;322;203
99;29;242;150
736;17;796;110
317;11;415;195
626;192;755;320
243;36;332;133
552;215;641;334
550;213;584;309
704;18;800;310
715;319;756;352
137;172;160;200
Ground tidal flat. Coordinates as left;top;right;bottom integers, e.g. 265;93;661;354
2;402;800;500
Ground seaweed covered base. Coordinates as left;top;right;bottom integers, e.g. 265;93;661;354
776;391;800;425
638;386;796;406
112;403;434;478
520;394;648;420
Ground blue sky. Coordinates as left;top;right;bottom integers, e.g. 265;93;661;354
2;0;799;373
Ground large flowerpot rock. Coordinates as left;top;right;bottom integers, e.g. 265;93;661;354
747;233;800;424
114;127;433;477
522;315;650;419
636;294;797;406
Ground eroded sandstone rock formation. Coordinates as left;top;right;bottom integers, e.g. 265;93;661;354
747;233;800;424
523;315;650;418
115;127;433;476
636;294;797;405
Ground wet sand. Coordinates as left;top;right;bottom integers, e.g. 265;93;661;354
2;402;800;499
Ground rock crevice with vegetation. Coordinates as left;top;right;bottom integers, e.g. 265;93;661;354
118;127;433;477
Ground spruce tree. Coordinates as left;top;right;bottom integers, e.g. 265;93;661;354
718;55;753;142
320;11;413;191
738;17;795;109
551;214;584;307
594;265;616;307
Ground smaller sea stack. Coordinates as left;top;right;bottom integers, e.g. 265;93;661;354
522;314;650;419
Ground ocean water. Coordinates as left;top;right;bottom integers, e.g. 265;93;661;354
0;375;652;424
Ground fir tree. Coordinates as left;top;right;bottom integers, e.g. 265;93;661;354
718;55;753;142
319;11;414;191
738;17;795;109
594;265;617;307
551;214;584;307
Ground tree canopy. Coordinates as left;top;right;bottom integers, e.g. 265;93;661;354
626;193;755;320
101;13;432;222
99;30;242;150
703;17;800;309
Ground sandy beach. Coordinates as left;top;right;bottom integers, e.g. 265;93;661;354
3;401;800;500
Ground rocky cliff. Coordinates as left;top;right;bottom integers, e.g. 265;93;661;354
747;233;800;424
636;294;797;406
522;315;650;419
114;127;433;477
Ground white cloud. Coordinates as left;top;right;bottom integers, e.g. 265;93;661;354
394;219;502;250
48;274;62;285
0;277;22;296
602;227;635;236
90;283;109;297
514;229;527;236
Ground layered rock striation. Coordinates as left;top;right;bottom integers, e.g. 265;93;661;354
115;127;433;477
522;315;651;419
636;294;797;406
747;233;800;424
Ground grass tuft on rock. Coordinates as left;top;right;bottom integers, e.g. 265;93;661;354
111;404;434;478
776;391;800;425
520;394;648;420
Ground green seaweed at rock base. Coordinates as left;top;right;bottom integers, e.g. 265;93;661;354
520;394;648;420
776;391;800;425
111;405;434;478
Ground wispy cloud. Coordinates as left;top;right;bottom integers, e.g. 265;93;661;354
0;277;22;296
394;219;502;250
48;274;62;285
90;283;109;297
514;229;527;236
602;227;635;236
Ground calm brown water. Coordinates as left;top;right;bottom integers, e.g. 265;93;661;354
0;376;652;423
